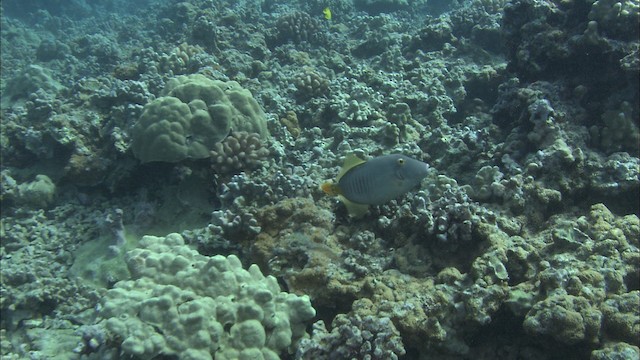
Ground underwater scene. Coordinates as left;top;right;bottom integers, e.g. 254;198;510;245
1;0;639;359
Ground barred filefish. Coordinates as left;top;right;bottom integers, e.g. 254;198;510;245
321;154;430;217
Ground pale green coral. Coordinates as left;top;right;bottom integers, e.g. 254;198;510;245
523;294;602;345
131;75;269;163
16;174;56;208
588;0;640;39
0;65;64;109
99;233;315;360
464;165;505;201
601;291;640;345
599;101;640;153
591;342;640;360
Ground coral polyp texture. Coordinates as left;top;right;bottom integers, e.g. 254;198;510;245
99;233;315;359
210;131;270;174
296;313;406;360
131;74;269;163
270;11;324;46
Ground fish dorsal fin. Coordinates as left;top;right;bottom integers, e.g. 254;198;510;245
336;154;366;182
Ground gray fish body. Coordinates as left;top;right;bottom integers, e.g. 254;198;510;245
338;154;429;205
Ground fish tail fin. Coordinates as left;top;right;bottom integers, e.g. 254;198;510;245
321;181;341;196
322;182;369;218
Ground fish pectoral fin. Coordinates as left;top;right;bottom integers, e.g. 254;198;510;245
339;196;369;218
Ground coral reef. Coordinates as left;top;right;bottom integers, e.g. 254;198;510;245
1;173;56;208
354;0;427;14
296;314;406;360
131;74;270;163
294;67;330;100
1;65;65;109
269;11;325;46
523;294;602;344
99;233;316;359
1;0;638;359
208;207;262;243
210;131;270;175
279;110;302;138
157;42;208;76
0;201;110;358
588;0;640;40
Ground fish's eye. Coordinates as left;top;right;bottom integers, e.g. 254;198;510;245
397;158;405;165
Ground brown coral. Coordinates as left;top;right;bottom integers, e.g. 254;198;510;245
158;43;206;75
294;68;329;100
112;63;140;80
270;11;324;46
209;131;269;174
280;110;301;138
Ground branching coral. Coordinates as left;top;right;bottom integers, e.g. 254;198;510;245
210;131;270;174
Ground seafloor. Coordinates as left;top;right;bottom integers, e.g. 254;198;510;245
1;0;639;359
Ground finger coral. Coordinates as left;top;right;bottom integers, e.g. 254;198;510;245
210;131;270;174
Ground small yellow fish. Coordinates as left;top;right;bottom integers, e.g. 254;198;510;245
323;7;332;20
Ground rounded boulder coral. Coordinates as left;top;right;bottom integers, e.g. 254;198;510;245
131;75;269;163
